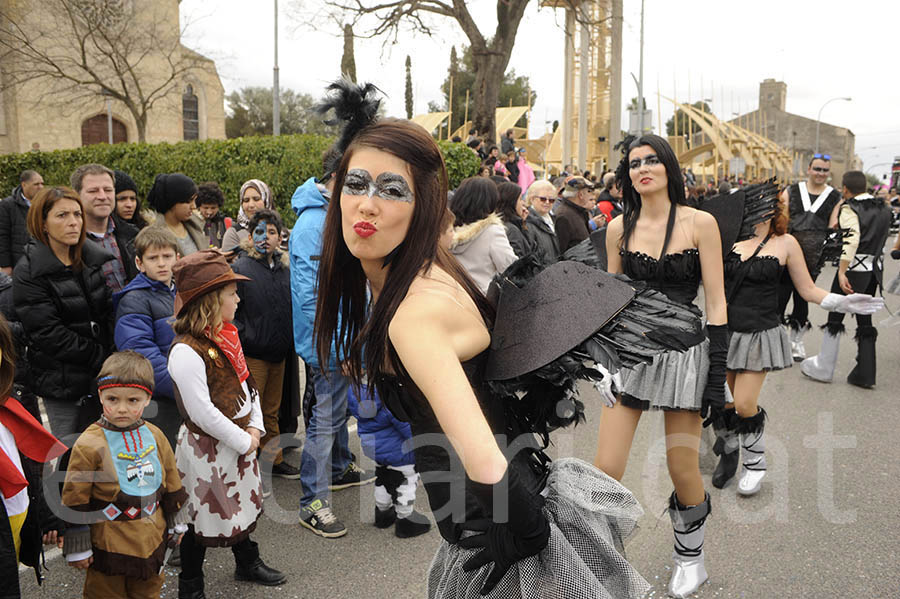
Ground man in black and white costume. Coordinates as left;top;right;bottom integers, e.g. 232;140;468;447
779;154;843;360
801;170;892;388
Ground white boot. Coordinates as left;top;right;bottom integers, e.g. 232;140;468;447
668;492;710;598
789;324;809;362
800;329;841;382
736;408;767;496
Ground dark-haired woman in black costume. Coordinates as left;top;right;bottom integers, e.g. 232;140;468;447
594;134;727;598
314;110;649;597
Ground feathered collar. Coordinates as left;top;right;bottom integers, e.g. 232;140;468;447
451;213;504;248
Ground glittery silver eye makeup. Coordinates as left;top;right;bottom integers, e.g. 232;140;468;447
343;168;414;203
375;173;413;203
343;169;373;196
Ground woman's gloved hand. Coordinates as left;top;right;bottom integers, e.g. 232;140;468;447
701;324;730;424
820;292;885;315
459;465;550;595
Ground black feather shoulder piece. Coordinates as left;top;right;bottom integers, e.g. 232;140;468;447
485;255;704;446
315;79;383;174
736;179;780;240
701;179;780;255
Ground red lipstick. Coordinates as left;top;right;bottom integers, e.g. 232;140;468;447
353;221;377;238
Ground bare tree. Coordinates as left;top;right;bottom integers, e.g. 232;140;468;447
0;0;209;142
317;0;529;142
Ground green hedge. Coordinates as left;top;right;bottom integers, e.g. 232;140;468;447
1;135;481;227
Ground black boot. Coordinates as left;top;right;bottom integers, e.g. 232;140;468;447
233;539;287;586
178;574;206;599
847;326;877;389
375;505;396;528
711;410;739;489
395;510;431;538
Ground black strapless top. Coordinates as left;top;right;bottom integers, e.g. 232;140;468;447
621;248;701;305
724;251;784;332
374;352;546;544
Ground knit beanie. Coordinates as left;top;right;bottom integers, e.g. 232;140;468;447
147;173;198;214
114;170;138;196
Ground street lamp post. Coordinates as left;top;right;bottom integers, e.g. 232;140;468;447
273;0;280;136
815;96;851;153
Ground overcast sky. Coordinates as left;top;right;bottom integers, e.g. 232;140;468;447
181;0;900;181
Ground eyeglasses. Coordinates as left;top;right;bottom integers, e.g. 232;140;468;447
534;196;554;203
813;153;831;160
811;166;830;173
628;155;661;170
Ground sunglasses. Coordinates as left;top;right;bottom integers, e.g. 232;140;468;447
813;153;831;160
534;196;554;203
628;155;661;170
811;166;830;173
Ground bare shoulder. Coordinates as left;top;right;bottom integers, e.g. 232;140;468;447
607;214;624;236
391;267;478;334
688;206;716;227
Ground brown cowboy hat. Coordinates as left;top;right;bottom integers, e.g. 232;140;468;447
173;250;250;317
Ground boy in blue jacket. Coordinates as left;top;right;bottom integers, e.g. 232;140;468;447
113;227;180;446
347;383;430;538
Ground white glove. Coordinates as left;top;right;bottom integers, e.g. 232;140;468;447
591;362;622;408
820;293;885;315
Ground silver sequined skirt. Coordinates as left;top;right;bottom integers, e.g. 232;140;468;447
618;339;709;411
726;326;792;372
426;458;650;599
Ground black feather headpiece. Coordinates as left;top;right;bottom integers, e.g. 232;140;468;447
314;79;383;177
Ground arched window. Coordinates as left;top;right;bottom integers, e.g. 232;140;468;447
183;84;199;140
81;114;127;146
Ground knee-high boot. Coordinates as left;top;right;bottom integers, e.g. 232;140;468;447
847;325;877;389
711;409;739;489
668;492;710;598
800;323;843;383
787;319;810;362
736;408;767;496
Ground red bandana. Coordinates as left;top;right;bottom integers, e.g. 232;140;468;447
208;323;250;384
0;397;67;499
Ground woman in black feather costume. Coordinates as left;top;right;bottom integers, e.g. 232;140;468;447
712;193;883;494
594;135;728;598
313;81;650;598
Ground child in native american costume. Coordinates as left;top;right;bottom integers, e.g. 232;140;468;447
61;351;186;599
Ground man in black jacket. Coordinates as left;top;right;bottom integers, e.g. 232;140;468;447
71;164;138;292
554;176;604;252
231;209;298;481
0;170;44;275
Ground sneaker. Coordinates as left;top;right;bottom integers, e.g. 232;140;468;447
329;462;376;491
299;499;347;538
272;461;301;479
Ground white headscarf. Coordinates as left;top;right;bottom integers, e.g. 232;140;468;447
237;179;274;227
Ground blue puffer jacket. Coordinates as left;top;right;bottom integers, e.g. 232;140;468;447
347;384;414;467
113;273;176;399
290;177;341;370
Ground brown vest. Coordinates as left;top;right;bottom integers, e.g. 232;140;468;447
171;334;258;436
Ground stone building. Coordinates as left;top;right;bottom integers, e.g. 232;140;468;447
728;79;855;183
0;0;225;155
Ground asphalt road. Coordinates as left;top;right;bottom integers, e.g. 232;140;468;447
20;246;900;599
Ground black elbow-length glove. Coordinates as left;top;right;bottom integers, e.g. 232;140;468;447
701;324;730;423
458;465;551;596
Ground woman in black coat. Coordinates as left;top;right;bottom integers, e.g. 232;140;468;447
524;180;561;263
496;182;533;258
12;187;113;443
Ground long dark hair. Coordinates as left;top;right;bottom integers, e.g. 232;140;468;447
614;134;687;252
315;119;493;389
496;182;526;229
450;177;498;226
